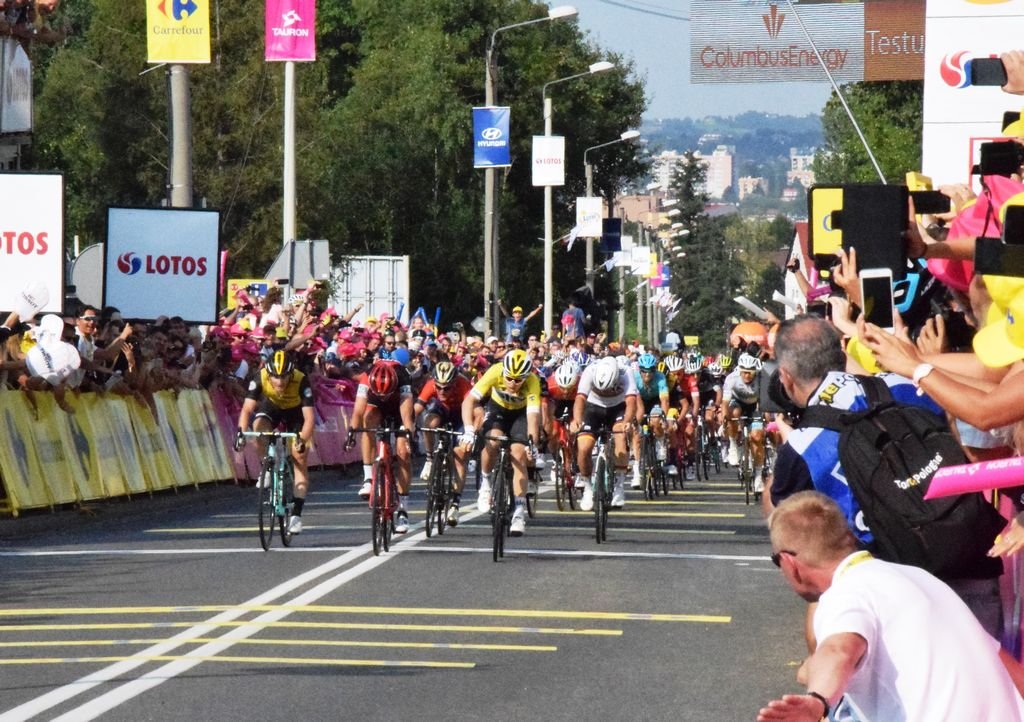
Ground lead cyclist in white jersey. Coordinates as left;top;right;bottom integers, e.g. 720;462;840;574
721;353;767;493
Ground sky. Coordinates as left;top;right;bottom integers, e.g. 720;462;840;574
569;0;833;120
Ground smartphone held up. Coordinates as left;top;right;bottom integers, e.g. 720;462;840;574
860;268;896;333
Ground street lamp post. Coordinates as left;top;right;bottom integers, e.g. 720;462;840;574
484;5;578;337
583;129;640;293
541;60;614;339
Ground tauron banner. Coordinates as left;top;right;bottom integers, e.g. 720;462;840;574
104;208;221;323
266;0;316;62
146;0;211;64
690;0;924;84
473;107;511;168
0;173;64;315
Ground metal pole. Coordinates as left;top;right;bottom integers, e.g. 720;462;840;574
543;94;554;339
584;161;595;293
618;266;625;343
637;226;645;340
483;47;495;337
168;64;193;208
283;61;296;245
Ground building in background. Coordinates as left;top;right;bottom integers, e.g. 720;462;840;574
786;147;816;189
699;145;735;200
737;176;767;200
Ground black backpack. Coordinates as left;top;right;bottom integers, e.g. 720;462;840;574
798;375;1005;581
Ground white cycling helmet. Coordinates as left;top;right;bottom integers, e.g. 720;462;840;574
737;352;762;371
707;360;723;375
664;355;685;374
683;353;702;375
554;362;580;389
592;358;620;393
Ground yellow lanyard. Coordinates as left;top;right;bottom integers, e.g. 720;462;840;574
836;550;873;580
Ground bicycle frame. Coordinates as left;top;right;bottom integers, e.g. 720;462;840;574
482;433;515;562
351;427;406;556
591;427;628;544
242;430;296;552
418;426;460;538
551;416;579;512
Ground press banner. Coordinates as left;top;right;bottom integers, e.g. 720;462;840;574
473;107;511;168
921;0;1024;186
0;172;63;315
266;0;316;62
146;0;211;64
576;196;604;238
690;0;924;84
532;136;565;186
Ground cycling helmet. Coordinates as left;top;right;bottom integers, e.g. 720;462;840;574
367;360;398;396
657;360;667;374
568;349;590;369
664;355;685;374
707;360;723;376
737;353;762;372
683;353;702;375
718;353;733;371
554;362;580;389
266;350;295;377
592;358;620;393
433;360;456;386
615;354;630;370
637;352;657;371
502;349;531;380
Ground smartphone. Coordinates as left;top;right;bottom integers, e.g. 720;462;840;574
975;141;1024;177
1003;204;1024;245
860;268;896;332
975;236;1024;277
969;57;1008;87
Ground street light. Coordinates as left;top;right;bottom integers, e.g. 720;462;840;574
661;199;678;208
540;59;615;339
483;5;578;337
666;208;681;217
583;129;641;292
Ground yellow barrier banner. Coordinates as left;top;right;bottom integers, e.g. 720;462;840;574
127;397;177;490
30;394;80;505
176;391;218;483
75;394;131;499
0;391;53;511
153;391;200;484
104;396;149;496
193;391;234;481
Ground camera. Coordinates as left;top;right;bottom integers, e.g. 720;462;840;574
973;141;1024;177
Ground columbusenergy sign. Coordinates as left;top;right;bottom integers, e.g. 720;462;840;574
691;1;925;84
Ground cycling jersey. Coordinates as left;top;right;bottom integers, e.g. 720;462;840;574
470;363;542;412
356;363;413;407
577;364;637;409
246;368;314;409
722;368;760;406
633;369;669;401
545;374;577;403
417;375;471;414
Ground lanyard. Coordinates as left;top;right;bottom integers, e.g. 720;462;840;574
835;550;873;580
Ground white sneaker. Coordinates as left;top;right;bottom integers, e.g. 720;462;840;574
685;466;696;481
611;480;625;508
446;502;460;527
754;473;764;493
256;474;268;489
358;480;372;499
631;465;642;489
528;480;538;497
534;455;546;471
574;475;586;490
549;466;559;485
468;459;477;474
580;484;595;511
727;445;739;467
287;516;303;534
419;458;433;481
665;464;678;476
510;505;526;536
477;479;492;512
656;441;667;461
394;510;410;534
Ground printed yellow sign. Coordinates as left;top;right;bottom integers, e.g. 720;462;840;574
146;0;211;64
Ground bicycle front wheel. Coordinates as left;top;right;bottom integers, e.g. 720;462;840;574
279;465;294;547
258;462;274;551
594;454;607;544
424;461;439;539
371;461;385;555
492;454;510;562
553;447;566;512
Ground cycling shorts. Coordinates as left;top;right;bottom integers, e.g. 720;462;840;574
729;399;763;429
420;398;464;432
254;400;304;432
579;401;627;438
641;397;663;417
482;400;529;445
548;398;573;421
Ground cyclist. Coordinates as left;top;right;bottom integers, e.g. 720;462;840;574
352;358;417;534
415;360;472;526
542;361;580;486
664;354;699;477
699;356;725;452
461;349;541;537
721;352;767;495
630;352;670;490
236;350;315;534
573;356;638;510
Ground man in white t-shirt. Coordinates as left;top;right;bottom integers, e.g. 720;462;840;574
758;491;1024;722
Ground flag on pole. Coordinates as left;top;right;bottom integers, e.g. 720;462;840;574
146;0;211;64
266;0;317;62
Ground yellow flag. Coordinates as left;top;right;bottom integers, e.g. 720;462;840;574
146;0;211;64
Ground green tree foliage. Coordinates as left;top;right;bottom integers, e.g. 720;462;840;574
812;81;922;184
27;0;645;326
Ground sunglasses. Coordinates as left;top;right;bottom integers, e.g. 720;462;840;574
504;376;526;386
770;550;796;567
79;315;98;322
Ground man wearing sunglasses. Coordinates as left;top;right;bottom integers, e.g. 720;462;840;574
760;491;1024;722
69;306;132;390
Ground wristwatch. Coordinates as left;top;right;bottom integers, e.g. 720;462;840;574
912;363;935;395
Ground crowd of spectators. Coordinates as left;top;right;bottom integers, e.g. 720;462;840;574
2;0;64;47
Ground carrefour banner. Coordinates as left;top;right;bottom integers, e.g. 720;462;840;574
266;0;316;62
0;172;63;315
691;1;924;84
146;0;211;64
104;207;221;323
922;0;1024;186
473;106;511;168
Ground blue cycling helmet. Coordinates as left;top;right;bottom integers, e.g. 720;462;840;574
569;349;590;368
637;352;657;371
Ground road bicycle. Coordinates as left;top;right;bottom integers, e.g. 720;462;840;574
591;427;628;544
637;420;667;501
239;430;295;551
550;414;579;512
481;432;516;562
734;417;765;505
696;412;722;481
351;426;409;555
418;425;460;537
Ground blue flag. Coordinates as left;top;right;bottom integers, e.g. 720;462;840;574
473;107;511;168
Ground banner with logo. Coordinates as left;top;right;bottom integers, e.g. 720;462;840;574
104;207;221;323
473;106;511;168
0;38;31;133
146;0;211;64
532;135;565;186
922;0;1024;186
0;172;63;315
690;1;925;84
266;0;316;62
576;196;603;238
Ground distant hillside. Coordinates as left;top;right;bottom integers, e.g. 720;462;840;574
642;112;823;165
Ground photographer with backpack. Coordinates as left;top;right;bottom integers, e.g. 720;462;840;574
771;315;1005;638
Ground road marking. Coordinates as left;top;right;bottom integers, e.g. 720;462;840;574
667;490;747;496
534;510;746;518
407;546;765;565
0;547;366;557
0;638;557;652
0;605;729;624
0;621;621;636
0;655;475;669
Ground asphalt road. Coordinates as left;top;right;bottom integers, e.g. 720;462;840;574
0;460;807;721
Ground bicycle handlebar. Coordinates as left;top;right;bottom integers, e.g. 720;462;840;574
241;430;298;439
349;427;412;437
416;427;463;437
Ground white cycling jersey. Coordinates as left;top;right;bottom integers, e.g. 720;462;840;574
577;363;638;408
722;368;760;406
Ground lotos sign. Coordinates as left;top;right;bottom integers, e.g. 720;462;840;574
104;207;221;323
0;172;63;315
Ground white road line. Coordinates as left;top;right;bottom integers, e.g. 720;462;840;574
404;545;770;562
